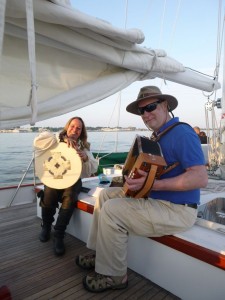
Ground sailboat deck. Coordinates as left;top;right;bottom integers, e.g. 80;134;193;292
0;203;180;300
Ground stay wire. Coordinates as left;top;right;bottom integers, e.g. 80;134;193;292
96;0;129;161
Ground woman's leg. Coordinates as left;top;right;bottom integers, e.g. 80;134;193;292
54;179;82;255
39;186;57;242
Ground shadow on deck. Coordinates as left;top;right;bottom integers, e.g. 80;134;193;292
0;203;180;300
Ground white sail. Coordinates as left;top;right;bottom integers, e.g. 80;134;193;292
0;0;220;129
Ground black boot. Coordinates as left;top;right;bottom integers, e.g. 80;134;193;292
39;224;51;242
39;207;55;242
53;230;65;256
53;208;74;256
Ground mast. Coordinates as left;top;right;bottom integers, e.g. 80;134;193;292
218;28;225;178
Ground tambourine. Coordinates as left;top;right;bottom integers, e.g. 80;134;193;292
35;142;82;189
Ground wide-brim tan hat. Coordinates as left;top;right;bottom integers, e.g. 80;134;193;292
126;86;178;115
35;142;82;189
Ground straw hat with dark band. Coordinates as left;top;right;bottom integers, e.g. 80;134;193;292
126;86;178;115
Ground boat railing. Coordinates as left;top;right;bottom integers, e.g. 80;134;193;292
7;155;36;207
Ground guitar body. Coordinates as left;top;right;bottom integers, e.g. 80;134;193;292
123;135;167;198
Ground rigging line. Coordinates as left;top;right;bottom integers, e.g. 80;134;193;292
158;0;181;86
120;0;128;66
95;93;122;159
97;0;128;158
113;0;128;153
158;0;167;48
214;0;224;80
115;92;121;153
215;0;222;76
201;1;223;172
186;67;217;79
202;1;225;105
209;2;225;103
168;0;181;54
124;0;128;29
114;0;128;152
0;0;6;61
138;0;153;32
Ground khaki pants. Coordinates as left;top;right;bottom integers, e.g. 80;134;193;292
87;187;197;276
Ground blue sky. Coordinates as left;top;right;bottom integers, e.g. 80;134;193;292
36;0;224;129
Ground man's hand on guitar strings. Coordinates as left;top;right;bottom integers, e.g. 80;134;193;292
124;169;148;192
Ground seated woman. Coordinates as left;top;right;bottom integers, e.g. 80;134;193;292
34;117;98;256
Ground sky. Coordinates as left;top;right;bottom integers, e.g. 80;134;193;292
35;0;225;129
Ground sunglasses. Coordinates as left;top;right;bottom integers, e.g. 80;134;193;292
138;99;165;115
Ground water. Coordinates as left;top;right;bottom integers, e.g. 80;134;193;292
0;131;150;188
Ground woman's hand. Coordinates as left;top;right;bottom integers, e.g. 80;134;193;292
64;136;88;162
124;169;148;192
76;149;88;162
64;137;78;149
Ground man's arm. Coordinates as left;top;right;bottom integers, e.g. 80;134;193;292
124;165;208;192
152;165;208;191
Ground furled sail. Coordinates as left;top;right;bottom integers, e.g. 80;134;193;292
0;0;220;129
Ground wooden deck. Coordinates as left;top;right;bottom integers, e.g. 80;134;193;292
0;203;181;300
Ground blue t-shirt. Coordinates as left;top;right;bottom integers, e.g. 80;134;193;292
150;117;205;205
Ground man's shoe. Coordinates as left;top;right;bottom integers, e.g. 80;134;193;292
75;254;95;270
83;273;128;292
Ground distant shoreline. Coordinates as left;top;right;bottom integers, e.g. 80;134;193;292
0;128;149;133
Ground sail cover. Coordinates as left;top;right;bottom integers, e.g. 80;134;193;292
0;0;220;129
